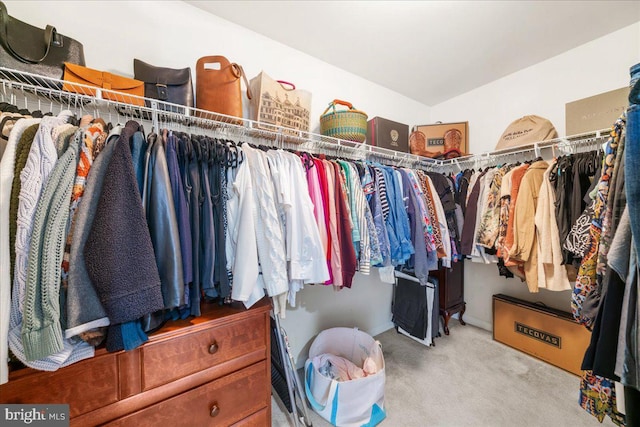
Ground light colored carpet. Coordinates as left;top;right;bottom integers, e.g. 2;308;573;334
271;322;610;426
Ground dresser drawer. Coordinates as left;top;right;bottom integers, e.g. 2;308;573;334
141;312;266;390
2;353;118;418
107;361;269;427
231;407;270;426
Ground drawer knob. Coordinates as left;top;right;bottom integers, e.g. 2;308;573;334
210;404;220;417
208;342;219;354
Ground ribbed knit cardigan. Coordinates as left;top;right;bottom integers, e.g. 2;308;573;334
0;118;40;385
52;123;76;157
9;124;39;287
21;134;80;360
9;111;93;371
12;113;72;318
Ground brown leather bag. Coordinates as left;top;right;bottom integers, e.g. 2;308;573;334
195;56;251;119
62;62;144;106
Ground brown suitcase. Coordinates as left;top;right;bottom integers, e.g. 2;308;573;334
195;56;250;119
493;294;591;376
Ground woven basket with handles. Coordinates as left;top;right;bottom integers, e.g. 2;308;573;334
319;99;368;143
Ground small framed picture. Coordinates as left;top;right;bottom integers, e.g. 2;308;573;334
410;121;468;159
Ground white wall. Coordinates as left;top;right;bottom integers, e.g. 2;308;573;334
431;22;640;331
4;0;429;366
4;1;430;132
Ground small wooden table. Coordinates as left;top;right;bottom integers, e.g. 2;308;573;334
430;261;466;335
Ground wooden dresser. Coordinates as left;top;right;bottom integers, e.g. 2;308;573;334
1;298;272;426
430;261;466;335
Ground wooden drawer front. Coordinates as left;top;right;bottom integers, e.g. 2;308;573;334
231;408;270;426
142;314;266;390
108;361;268;427
1;353;118;418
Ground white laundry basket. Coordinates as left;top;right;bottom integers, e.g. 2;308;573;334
304;327;386;427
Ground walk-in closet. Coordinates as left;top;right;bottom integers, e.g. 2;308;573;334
1;1;639;426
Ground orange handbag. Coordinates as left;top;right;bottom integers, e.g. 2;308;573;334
62;62;145;106
195;55;251;119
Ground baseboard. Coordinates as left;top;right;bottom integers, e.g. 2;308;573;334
368;320;395;338
463;315;492;332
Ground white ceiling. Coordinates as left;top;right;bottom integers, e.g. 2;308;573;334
186;1;640;106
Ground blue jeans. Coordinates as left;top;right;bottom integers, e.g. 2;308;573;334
625;63;640;261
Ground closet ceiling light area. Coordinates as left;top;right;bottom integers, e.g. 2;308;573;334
186;0;640;106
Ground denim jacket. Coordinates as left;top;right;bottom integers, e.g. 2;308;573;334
379;165;414;265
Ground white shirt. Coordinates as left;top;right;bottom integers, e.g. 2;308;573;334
226;149;263;306
242;145;288;305
267;151;329;306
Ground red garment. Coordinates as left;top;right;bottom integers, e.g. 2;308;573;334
332;162;357;288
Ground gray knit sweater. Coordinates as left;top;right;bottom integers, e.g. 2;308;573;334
21;133;79;360
8;111;93;370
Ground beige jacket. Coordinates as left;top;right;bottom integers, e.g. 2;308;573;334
534;161;571;291
509;160;548;292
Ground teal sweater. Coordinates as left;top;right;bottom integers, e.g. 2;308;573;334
21;136;79;361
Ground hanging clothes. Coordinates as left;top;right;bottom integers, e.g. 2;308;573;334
534;160;573;291
83;121;165;350
572;116;624;326
472;168;497;263
143;132;184;310
8;112;95;373
65;128;117;345
0;101;458;382
226;145;262;307
460;171;485;255
306;156;331;284
477;165;511;250
323;159;343;289
21;126;80;361
242;144;289;315
0;118;40;383
265;150;329;305
509;160;548;292
164;131;193;305
333;161;358;288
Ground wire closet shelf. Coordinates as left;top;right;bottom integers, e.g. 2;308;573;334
0;67;610;171
0;67;441;170
438;128;610;173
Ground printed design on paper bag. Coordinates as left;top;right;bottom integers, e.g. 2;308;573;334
259;91;310;131
514;322;561;348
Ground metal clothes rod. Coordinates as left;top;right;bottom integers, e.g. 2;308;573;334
0;67;610;173
0;67;440;171
437;128;610;172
